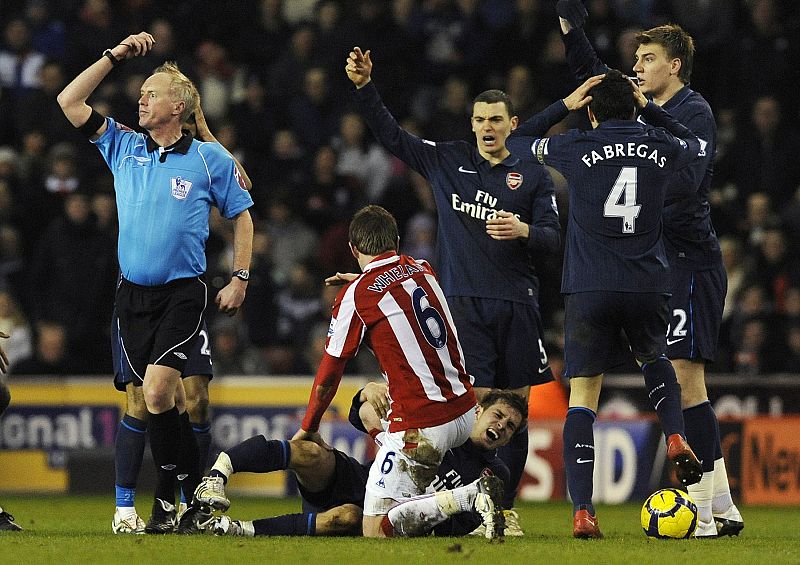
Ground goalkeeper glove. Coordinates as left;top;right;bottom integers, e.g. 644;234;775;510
556;0;588;29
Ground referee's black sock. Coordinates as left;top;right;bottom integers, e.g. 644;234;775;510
149;406;180;504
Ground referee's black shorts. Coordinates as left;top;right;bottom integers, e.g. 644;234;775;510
115;276;207;381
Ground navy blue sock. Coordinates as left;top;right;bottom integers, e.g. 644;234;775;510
253;513;316;536
149;406;180;504
683;401;719;472
192;422;212;473
498;425;528;508
642;357;684;438
115;414;147;508
563;407;596;515
227;436;291;473
177;411;201;503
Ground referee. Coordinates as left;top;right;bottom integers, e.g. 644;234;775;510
57;31;254;534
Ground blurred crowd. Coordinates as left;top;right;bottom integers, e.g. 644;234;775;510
0;0;798;377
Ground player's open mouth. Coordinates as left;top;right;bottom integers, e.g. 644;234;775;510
486;428;499;441
482;135;496;146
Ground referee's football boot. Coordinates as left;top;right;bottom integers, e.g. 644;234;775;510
176;502;213;534
474;473;505;541
666;434;703;487
193;475;230;511
144;498;177;534
0;507;22;531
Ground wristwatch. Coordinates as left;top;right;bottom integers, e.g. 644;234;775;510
232;269;250;282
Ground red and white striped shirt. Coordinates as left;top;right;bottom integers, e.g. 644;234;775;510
302;253;475;433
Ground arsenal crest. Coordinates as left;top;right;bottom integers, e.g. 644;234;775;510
506;171;523;190
170;176;192;199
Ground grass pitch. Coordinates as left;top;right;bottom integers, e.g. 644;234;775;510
2;496;798;565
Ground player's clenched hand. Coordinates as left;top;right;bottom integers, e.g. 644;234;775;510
563;74;604;111
629;77;648;109
324;272;358;286
361;381;389;420
215;280;247;316
292;428;333;451
486;210;529;241
346;47;372;89
557;0;588;32
0;331;8;374
114;32;155;60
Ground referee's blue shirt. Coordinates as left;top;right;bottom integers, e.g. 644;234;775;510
93;118;253;285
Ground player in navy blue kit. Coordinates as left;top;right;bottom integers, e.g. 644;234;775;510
341;47;560;535
555;2;742;537
57;31;254;535
507;70;704;538
194;386;525;539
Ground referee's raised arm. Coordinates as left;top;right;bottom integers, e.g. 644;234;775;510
57;31;155;139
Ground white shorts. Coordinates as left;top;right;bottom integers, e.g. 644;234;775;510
363;407;476;516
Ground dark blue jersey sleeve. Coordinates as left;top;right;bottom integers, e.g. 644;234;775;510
527;169;561;254
640;102;706;180
562;28;610;81
352;81;439;178
507;100;571;159
348;388;368;434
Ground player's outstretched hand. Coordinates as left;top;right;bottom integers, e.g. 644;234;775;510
557;0;588;31
346;47;372;89
292;428;333;451
114;32;155;60
562;74;604;111
324;272;359;286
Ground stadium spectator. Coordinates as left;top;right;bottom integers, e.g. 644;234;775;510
0;18;45;96
287;67;342;153
0;290;31;363
717;96;800;209
424;75;473;143
29;190;117;373
333;111;393;203
11;320;75;374
209;318;269;377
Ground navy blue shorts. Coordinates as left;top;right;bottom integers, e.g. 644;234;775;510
448;296;553;389
111;280;214;392
666;263;726;363
299;449;370;512
563;291;669;378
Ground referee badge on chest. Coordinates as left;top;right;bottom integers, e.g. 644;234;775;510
170;176;192;199
506;172;523;190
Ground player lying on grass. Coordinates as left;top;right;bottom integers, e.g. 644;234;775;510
192;385;525;538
